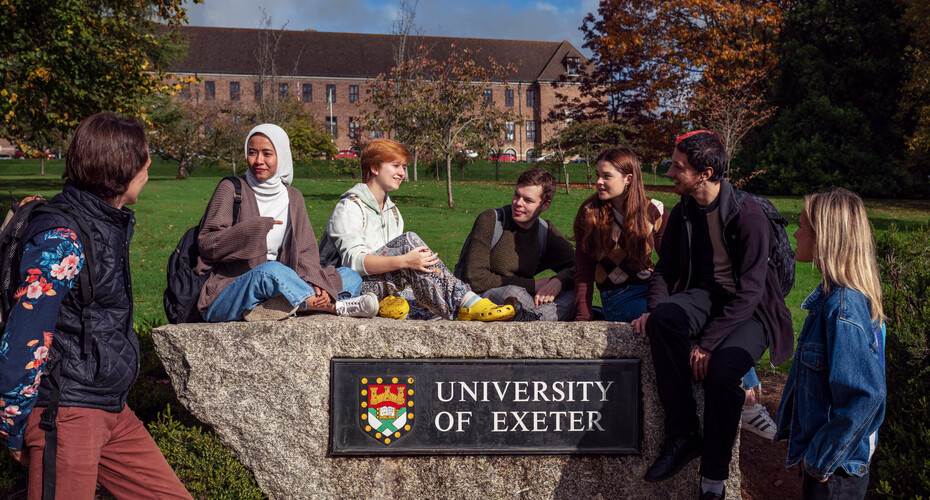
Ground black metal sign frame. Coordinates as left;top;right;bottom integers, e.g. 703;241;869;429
330;359;641;456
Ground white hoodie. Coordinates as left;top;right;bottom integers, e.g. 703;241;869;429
319;183;404;275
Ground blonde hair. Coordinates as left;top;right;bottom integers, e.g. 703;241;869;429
804;188;884;322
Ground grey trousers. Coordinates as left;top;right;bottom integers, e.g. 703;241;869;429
480;284;574;321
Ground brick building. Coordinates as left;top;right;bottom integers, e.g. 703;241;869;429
168;26;589;160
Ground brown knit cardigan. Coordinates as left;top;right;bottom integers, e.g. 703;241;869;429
195;177;342;312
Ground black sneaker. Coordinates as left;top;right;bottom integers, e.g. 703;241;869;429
643;431;702;483
504;296;540;322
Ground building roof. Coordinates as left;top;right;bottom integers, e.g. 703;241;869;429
170;26;586;82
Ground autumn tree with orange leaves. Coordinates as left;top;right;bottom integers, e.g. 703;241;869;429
576;0;791;159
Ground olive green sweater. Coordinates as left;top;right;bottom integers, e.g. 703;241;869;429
456;206;575;294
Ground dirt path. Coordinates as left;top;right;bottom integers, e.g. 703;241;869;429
739;372;803;499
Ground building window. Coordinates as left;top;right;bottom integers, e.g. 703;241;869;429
326;84;336;104
483;89;493;104
349;117;360;139
254;82;262;101
505;89;514;107
349;85;359;103
526;120;537;141
326;116;338;138
180;84;190;99
526;89;536;108
229;81;240;101
302;83;312;102
371;130;385;139
505;122;515;141
564;56;580;75
204;81;215;100
278;83;289;99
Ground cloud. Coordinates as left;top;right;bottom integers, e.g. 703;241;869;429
185;0;598;56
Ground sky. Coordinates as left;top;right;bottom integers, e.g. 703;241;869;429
184;0;599;56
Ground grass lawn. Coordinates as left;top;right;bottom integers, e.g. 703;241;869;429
3;158;929;373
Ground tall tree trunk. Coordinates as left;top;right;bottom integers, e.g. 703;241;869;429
412;151;418;182
40;158;45;176
445;155;455;208
231;157;236;177
177;159;191;179
562;162;570;194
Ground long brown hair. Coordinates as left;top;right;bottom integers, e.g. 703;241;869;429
573;147;652;267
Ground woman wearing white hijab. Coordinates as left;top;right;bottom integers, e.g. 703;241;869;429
195;124;378;321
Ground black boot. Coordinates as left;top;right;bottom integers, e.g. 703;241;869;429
504;297;540;322
643;431;702;482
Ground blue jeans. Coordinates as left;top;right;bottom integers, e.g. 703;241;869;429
600;283;648;323
204;261;362;322
743;367;760;390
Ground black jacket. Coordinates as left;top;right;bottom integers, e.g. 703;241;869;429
27;181;139;411
647;180;794;365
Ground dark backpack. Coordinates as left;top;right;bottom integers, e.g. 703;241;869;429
1;194;97;500
733;190;796;298
1;195;97;338
453;206;548;280
163;177;241;324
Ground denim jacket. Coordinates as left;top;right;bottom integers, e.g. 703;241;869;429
775;284;886;481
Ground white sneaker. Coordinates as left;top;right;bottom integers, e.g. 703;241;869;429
741;403;776;440
336;293;379;318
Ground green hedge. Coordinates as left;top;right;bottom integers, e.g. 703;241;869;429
148;406;265;499
873;223;930;497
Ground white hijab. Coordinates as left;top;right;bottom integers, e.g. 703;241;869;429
244;124;293;261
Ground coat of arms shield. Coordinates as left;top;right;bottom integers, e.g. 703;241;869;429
359;376;414;445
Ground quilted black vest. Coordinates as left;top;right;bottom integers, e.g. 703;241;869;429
27;181;139;411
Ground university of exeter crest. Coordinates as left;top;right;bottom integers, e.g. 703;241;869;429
359;377;414;445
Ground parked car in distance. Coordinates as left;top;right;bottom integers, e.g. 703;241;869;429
462;149;478;158
0;154;12;160
490;153;517;162
335;149;358;159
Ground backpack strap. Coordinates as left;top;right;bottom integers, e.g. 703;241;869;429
489;207;506;249
226;176;242;224
345;194;368;232
31;204;97;355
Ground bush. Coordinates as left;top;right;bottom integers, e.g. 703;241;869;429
873;223;930;497
329;158;359;179
148;406;266;499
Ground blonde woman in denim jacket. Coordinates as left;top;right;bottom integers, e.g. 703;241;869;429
776;189;886;499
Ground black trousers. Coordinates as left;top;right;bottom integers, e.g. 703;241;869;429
802;469;869;500
646;288;767;480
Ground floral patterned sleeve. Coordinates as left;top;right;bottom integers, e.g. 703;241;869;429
0;228;83;450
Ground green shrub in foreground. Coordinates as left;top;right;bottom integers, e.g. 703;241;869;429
148;406;266;500
873;223;930;497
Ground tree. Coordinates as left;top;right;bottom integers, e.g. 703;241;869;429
146;90;215;179
748;0;907;196
576;0;790;160
360;1;431;182
366;45;516;207
253;10;307;125
690;72;776;183
899;0;930;189
540;119;630;187
0;0;199;165
288;119;338;161
417;47;517;208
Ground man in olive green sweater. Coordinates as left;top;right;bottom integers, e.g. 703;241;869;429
455;169;575;321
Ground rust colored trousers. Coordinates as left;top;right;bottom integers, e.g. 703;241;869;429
23;405;192;500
